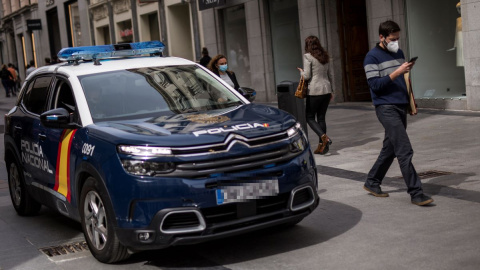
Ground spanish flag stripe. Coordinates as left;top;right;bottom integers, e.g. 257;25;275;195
66;130;76;202
54;129;68;191
54;129;76;202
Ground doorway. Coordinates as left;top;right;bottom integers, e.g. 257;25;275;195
337;0;370;101
47;7;61;60
167;3;193;60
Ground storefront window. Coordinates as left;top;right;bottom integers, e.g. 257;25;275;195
268;0;302;86
222;5;251;87
406;0;466;99
118;20;133;43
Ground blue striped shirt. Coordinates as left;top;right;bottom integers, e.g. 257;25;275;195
364;44;409;106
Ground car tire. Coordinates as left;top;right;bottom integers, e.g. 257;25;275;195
80;177;130;263
8;160;41;216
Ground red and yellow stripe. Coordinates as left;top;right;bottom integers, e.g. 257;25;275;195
54;129;77;202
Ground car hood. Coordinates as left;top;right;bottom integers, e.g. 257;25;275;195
87;104;297;147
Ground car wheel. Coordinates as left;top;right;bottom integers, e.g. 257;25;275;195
8;160;41;216
80;177;130;263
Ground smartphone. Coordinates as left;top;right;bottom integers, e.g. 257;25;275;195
408;56;418;63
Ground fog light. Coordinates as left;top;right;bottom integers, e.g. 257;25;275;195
138;232;150;241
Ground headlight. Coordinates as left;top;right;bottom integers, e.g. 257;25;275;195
118;145;172;156
287;122;304;137
121;160;175;176
289;136;306;153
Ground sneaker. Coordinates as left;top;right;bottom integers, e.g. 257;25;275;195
363;184;389;197
411;194;434;206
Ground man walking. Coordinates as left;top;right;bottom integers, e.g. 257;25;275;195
363;20;433;206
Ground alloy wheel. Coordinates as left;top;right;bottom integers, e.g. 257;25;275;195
84;190;108;250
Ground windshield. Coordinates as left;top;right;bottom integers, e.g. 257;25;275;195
80;65;243;122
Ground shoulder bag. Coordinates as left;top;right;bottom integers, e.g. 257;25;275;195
295;76;307;99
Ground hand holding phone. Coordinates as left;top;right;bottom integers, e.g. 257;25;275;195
408;56;418;63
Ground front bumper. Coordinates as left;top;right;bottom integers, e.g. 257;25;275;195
115;183;319;251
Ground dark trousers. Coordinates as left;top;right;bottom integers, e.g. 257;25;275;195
306;94;331;141
1;79;11;96
365;104;423;197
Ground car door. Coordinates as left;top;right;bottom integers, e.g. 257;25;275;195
15;75;54;188
39;76;80;203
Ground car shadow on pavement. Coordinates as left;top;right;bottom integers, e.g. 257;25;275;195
124;199;362;268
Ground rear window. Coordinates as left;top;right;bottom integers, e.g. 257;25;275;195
80;65;243;122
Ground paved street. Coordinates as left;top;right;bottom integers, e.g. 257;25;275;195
1;96;480;270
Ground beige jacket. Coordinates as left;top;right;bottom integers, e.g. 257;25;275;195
301;53;334;96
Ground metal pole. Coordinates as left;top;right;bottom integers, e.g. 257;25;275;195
158;0;168;55
190;0;201;61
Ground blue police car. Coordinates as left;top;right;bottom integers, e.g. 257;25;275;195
4;41;319;263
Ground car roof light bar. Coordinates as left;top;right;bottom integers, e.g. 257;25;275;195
57;41;165;64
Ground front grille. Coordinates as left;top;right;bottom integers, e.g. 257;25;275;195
201;193;290;225
171;132;289;156
162;212;200;230
169;146;300;178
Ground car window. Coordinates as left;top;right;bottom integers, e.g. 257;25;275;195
50;78;80;125
22;76;53;115
79;65;243;122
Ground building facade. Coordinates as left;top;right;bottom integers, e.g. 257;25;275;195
1;0;479;111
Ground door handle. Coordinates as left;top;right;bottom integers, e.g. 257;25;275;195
39;134;47;141
14;125;22;130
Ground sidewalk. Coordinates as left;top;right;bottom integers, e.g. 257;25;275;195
1;99;480;269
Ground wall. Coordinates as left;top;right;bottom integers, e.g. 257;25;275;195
463;0;480;110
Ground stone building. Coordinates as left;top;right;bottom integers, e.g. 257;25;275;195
1;0;479;111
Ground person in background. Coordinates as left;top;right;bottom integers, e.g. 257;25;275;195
199;47;211;68
297;35;334;155
0;64;14;97
207;54;240;91
7;63;18;96
362;20;433;206
26;60;36;77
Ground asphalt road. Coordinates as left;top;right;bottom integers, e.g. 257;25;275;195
1;99;480;270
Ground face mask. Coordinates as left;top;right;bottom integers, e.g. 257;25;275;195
384;40;399;53
219;64;228;72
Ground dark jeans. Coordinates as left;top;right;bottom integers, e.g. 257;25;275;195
306;94;331;141
1;79;11;96
365;104;423;197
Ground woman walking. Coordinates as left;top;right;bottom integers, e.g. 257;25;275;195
297;35;334;155
208;54;240;91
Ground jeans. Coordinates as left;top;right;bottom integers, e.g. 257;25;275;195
365;104;423;197
306;94;331;141
1;79;11;96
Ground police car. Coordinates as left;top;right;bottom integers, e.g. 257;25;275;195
4;41;319;263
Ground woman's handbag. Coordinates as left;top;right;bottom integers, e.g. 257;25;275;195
295;76;307;99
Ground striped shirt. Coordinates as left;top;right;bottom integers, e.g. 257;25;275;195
363;44;409;106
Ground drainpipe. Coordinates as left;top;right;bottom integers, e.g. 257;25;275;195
189;0;201;61
107;0;116;44
158;0;168;56
131;0;139;42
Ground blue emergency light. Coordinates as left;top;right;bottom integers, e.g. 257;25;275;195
57;41;165;64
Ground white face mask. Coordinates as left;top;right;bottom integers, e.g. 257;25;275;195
385;40;399;53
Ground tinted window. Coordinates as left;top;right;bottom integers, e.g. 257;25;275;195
79;65;243;122
22;76;53;115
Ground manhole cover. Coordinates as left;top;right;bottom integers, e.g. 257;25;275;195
396;170;453;180
40;241;89;257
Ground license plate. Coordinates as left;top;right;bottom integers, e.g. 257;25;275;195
216;179;279;205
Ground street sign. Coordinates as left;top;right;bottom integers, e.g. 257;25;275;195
27;19;42;31
199;0;226;11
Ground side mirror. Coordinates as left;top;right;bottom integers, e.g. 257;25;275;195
238;87;256;102
40;108;77;129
